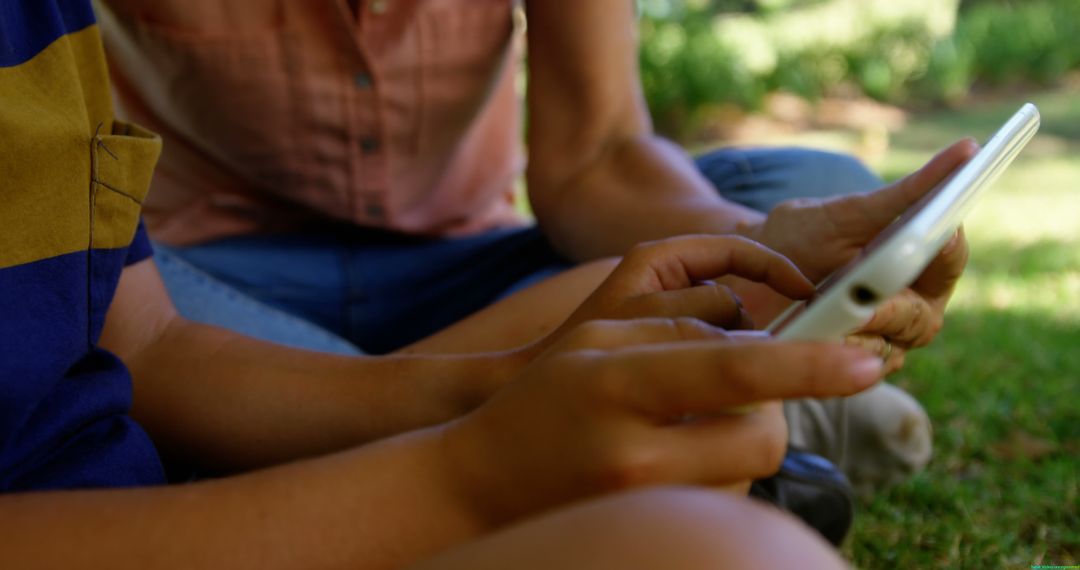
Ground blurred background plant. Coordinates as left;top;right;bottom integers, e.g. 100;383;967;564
639;0;1080;139
635;1;1080;567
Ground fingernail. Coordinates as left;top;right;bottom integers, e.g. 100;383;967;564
729;330;770;341
941;229;961;253
849;355;884;388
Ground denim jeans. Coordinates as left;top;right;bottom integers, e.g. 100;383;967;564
155;147;883;355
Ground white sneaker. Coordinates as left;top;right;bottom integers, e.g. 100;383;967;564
785;382;933;495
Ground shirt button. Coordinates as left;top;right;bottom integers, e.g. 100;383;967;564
370;0;388;14
354;72;373;89
360;137;381;154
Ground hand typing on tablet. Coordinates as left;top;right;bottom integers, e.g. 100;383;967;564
442;317;883;525
543;235;815;346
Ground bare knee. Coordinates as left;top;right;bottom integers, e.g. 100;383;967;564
583;487;848;569
413;487;848;570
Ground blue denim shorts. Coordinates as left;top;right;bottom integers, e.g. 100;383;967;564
157;225;569;355
157;147;883;355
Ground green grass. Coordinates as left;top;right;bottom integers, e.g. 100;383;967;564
710;86;1080;566
848;91;1080;567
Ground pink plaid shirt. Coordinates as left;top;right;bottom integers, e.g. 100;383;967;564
98;0;525;245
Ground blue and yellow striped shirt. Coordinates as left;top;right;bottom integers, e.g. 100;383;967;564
0;0;164;490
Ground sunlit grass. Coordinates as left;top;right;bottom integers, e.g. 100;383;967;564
707;85;1080;566
850;91;1080;567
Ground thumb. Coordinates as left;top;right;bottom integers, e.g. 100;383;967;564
912;224;970;302
835;138;980;233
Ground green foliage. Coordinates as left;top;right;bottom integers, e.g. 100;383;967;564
639;7;764;133
958;1;1080;86
640;0;1080;134
767;47;845;101
843;21;935;103
638;0;827;18
914;36;975;105
909;0;1080;105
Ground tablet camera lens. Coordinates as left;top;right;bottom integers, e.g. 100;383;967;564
851;284;878;306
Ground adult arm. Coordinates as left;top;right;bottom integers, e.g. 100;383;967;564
524;0;762;262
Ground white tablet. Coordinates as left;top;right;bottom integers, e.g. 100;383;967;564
768;103;1040;341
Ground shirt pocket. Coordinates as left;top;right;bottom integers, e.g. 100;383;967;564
126;5;299;194
91;120;161;250
88;120;162;340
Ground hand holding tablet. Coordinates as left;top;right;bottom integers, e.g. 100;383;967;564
768;103;1040;343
